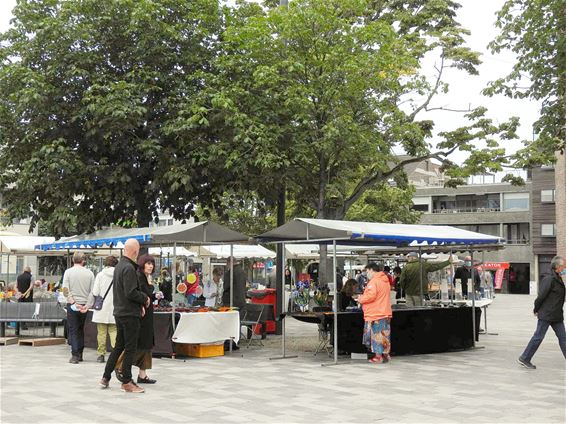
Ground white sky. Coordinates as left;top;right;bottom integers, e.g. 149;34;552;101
0;0;539;164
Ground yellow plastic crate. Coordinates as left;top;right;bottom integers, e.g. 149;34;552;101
175;343;224;358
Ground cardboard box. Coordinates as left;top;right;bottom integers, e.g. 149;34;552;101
175;343;224;358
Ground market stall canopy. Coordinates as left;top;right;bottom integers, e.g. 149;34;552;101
148;246;196;257
0;236;55;254
258;218;504;247
189;244;276;259
35;221;250;251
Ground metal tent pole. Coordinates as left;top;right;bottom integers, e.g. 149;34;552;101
332;240;338;364
322;240;343;367
470;250;476;347
418;247;423;306
229;244;233;354
450;249;454;304
270;242;296;360
172;242;177;331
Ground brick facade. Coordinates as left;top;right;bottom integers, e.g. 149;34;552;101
555;152;566;257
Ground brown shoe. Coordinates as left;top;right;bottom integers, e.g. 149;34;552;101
99;378;109;389
121;381;145;393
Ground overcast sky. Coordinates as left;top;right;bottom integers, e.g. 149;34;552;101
0;0;539;165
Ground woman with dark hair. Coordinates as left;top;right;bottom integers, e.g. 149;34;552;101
355;263;392;364
339;279;358;311
116;254;157;384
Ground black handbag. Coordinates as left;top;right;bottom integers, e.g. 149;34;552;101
93;280;113;311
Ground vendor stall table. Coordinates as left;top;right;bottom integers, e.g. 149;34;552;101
172;310;240;344
291;306;482;356
84;310;240;356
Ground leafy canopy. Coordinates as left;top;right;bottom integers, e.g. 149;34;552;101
0;0;226;236
485;0;565;165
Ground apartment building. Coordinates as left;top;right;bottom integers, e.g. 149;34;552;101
530;166;557;279
408;158;561;293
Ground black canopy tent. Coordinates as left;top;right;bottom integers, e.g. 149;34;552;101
257;218;505;365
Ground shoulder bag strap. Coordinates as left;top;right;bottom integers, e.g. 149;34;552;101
102;280;113;301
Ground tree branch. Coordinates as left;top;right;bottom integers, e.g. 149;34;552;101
424;105;472;113
340;147;460;216
409;56;445;121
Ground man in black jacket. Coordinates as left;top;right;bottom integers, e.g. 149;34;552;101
16;267;33;302
222;257;247;310
518;256;566;369
100;239;149;393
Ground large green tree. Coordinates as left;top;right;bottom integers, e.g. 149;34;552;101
486;0;565;257
486;0;565;164
202;0;519;225
0;0;226;236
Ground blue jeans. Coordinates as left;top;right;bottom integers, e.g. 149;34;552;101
66;304;87;357
520;319;566;362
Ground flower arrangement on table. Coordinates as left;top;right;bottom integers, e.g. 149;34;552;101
312;286;330;308
292;278;312;312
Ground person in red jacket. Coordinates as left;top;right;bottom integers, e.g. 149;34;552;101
355;263;393;364
383;266;396;290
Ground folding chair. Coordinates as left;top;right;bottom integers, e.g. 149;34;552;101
240;303;269;348
312;306;332;356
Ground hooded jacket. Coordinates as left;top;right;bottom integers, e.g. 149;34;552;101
85;266;116;324
534;271;565;322
358;272;392;322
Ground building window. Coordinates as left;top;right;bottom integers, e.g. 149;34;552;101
502;192;530;211
541;189;555;203
504;223;530;244
541;224;556;237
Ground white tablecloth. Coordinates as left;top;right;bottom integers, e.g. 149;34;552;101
465;299;493;308
172;311;240;344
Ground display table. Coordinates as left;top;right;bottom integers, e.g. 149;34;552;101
84;310;239;356
172;311;240;344
291;306;481;355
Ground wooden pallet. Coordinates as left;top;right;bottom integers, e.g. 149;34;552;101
18;338;65;347
0;337;19;346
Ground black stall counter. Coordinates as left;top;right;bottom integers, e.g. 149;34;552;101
293;306;481;356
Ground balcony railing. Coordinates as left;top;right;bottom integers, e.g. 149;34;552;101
505;239;530;245
431;207;501;214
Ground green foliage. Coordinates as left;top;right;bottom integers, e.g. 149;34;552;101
486;0;565;167
0;0;227;236
346;183;421;224
196;192;277;237
204;0;519;221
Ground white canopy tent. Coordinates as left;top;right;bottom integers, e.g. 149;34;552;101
190;244;275;259
0;236;56;284
258;218;505;365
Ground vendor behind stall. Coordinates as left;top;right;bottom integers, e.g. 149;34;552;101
399;253;451;306
203;268;223;307
339;279;358;311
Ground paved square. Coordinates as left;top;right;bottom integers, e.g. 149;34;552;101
1;294;565;423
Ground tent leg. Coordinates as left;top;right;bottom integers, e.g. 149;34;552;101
470;250;476;347
418;246;424;306
322;240;349;367
271;242;297;360
229;244;234;354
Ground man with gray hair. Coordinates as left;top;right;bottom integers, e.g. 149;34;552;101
518;256;566;369
63;251;95;364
